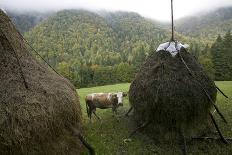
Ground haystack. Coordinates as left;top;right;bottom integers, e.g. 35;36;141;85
129;43;217;138
0;10;83;154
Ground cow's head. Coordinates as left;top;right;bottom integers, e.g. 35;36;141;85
115;92;127;106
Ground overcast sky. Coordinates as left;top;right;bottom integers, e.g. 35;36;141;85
1;0;232;21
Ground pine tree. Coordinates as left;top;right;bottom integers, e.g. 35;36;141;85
211;35;224;80
211;33;232;81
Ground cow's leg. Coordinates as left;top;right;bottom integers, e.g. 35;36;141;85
111;106;120;122
89;107;94;121
93;110;101;120
125;107;133;117
114;108;118;115
112;106;119;116
112;107;116;115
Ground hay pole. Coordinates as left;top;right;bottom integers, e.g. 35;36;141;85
171;0;174;41
178;49;228;124
0;28;29;90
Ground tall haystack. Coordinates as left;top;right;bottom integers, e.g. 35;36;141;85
0;10;83;154
129;44;218;138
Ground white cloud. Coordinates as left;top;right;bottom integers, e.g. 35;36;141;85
1;0;232;21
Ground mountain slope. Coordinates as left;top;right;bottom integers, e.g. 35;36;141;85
25;10;173;67
23;9;209;87
7;11;52;33
23;10;176;87
176;7;232;42
25;10;122;66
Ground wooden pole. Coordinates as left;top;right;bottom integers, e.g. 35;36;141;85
171;0;174;41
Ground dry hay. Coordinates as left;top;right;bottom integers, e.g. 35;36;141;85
129;47;217;139
0;10;83;154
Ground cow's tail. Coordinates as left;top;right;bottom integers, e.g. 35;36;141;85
86;101;90;118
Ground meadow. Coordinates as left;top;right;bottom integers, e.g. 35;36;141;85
78;82;232;155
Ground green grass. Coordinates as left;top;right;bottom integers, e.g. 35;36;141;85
78;82;232;155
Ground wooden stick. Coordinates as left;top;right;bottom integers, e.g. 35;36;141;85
213;104;227;124
71;127;95;155
179;50;227;124
209;113;228;144
93;111;101;120
178;130;187;155
216;86;228;98
171;0;174;41
78;134;95;155
128;121;151;138
125;107;133;117
192;137;232;142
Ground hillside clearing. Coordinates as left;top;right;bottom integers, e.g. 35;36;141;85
78;82;232;155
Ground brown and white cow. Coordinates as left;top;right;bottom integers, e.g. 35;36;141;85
85;92;127;120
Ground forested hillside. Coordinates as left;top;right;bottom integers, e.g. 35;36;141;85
23;10;173;87
211;32;232;80
8;11;51;33
176;7;232;42
9;8;230;87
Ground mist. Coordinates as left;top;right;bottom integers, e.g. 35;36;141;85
1;0;232;21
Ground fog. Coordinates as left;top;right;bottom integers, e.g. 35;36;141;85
1;0;232;21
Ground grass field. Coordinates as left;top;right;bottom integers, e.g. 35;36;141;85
78;82;232;155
